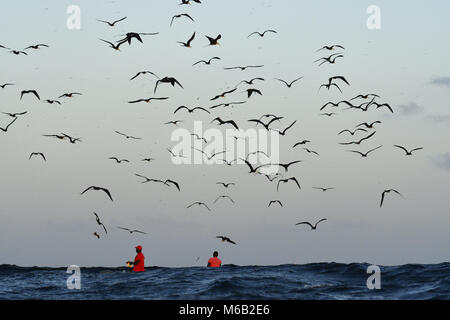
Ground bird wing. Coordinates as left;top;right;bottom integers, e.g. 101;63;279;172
174;106;188;114
275;78;289;86
100;188;114;201
288;177;301;189
187;32;196;45
165;179;180;191
112;16;127;24
80;186;94;195
295;222;313;229
315;218;327;228
359;131;376;143
380;191;386;207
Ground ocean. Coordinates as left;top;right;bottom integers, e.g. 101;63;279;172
0;263;449;300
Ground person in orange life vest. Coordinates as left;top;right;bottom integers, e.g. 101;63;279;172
207;251;221;268
127;245;145;272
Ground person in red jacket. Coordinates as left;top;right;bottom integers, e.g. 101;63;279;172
127;245;145;272
207;251;221;268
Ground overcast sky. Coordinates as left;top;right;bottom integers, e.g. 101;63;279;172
0;0;449;267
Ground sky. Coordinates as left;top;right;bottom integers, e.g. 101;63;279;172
0;0;449;267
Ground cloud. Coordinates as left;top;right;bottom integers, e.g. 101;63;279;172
424;114;450;123
397;101;423;116
430;153;450;170
430;76;450;88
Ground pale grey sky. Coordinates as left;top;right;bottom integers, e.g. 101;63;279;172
0;0;449;267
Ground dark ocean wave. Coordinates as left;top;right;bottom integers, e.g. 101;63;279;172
0;263;449;299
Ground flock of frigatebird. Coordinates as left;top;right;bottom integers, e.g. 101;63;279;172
0;2;424;256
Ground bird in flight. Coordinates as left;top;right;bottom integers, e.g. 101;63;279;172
2;111;27;118
236;77;265;87
316;44;345;52
99;38;127;51
292;140;311;148
165;120;183;126
210;88;237;101
303;148;320;156
312;187;335;192
1;117;18;133
216;182;235;188
190;133;207;143
93;232;100;239
225;65;264;71
320;100;355;111
350;94;380;101
216;236;236;245
275;77;303;88
10;50;27;55
93;212;108;234
187;202;211;211
118;32;159;45
273;120;297;136
178;32;196;47
97;17;127;27
0;83;14;89
339;131;376;146
346;145;382;158
179;0;201;5
174;106;210;114
193;148;226;161
171;13;194;27
210;101;246;109
394;145;424;156
108;157;129;164
44;99;61;105
128;97;169;104
338;128;367;136
20;90;40;100
24;44;49;50
59;92;82;98
154;77;183;93
268;200;283;207
29;152;46;161
318;76;350;93
205;34;221;46
240;158;269;174
61;133;81;144
211;117;239;130
356;121;381;129
130;71;159;81
115;131;142;140
247;30;277;38
135;174;168;186
277;177;301;191
248;118;278;131
372;102;394;113
295;218;327;230
314;53;344;66
193;57;220;66
81;186;113;202
117;227;146;234
213;195;235;204
246;88;262;98
274;160;302;172
380;189;404;208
